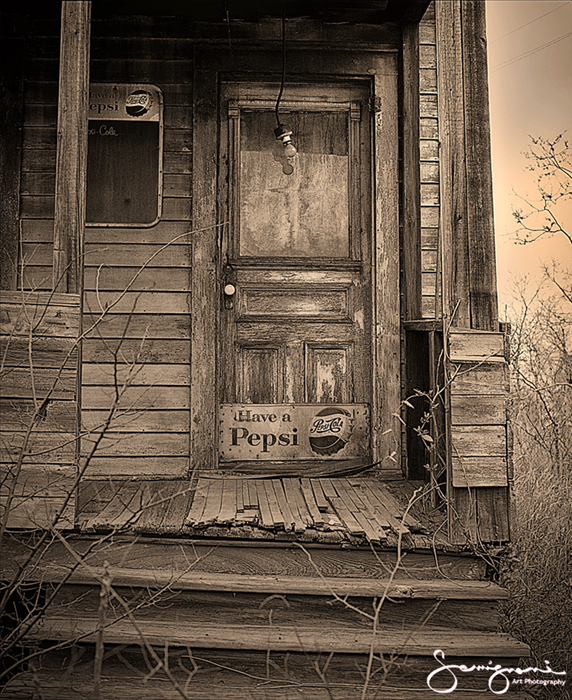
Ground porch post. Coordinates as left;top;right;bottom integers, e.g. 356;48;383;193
436;0;498;332
53;1;91;294
437;0;508;544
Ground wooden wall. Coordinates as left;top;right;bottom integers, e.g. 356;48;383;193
419;3;439;320
17;16;193;479
448;330;511;543
0;291;79;529
81;18;193;478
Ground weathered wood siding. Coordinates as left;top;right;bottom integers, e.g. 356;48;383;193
81;20;192;478
0;291;79;528
419;3;439;320
448;329;511;543
17;16;193;479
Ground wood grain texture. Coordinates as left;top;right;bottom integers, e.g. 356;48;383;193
190;55;218;471
452;457;508;488
1;291;80;528
4;534;489;581
461;1;499;330
53;2;91;293
24;615;528;657
435;0;470;328
372;58;401;467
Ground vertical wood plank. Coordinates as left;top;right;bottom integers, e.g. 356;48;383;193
435;0;470;328
282;478;307;533
263;479;284;528
255;480;274;529
199;479;223;525
185;479;209;526
272;480;295;532
372;59;401;468
310;479;329;512
53;1;91;294
461;0;499;331
217;479;236;524
191;52;218;470
437;2;507;542
402;21;422;321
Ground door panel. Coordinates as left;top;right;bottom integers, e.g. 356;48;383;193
239;110;350;258
220;81;372;465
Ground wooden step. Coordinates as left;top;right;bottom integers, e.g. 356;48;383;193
3;535;490;583
29;564;508;599
48;583;504;633
2;674;535;700
4;647;536;700
25;615;528;657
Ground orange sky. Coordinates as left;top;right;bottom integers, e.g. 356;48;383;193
485;0;572;315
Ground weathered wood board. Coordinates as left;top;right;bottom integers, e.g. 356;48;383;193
0;291;80;529
447;330;510;541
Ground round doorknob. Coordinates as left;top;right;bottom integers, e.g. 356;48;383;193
224;283;236;296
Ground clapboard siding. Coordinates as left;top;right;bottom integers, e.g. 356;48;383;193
17;29;193;480
0;291;80;529
419;3;439;319
448;330;510;543
81;30;193;478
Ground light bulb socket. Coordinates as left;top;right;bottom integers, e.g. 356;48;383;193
274;125;297;158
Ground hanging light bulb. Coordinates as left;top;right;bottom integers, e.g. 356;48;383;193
274;124;297;157
272;12;298;174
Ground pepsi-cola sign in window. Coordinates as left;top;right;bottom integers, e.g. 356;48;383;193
86;84;163;226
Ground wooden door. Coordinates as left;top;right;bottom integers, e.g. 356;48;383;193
219;81;373;467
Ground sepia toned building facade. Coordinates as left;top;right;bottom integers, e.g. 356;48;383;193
0;2;532;696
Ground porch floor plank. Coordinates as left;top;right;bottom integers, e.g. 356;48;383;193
329;496;365;535
135;481;176;532
282;478;307;532
77;477;450;549
357;484;391;529
158;481;193;533
341;479;390;542
300;478;324;526
217;479;237;525
256;480;274;528
318;477;338;499
263;479;284;528
199;479;223;526
83;481;139;531
364;481;411;536
271;479;294;531
185;478;209;526
247;479;258;509
310;478;329;512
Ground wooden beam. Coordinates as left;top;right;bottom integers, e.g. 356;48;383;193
190;50;218;472
53;1;91;294
436;0;498;331
372;57;401;468
461;0;499;331
435;0;470;329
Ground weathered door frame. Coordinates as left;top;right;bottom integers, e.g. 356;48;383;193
191;43;400;472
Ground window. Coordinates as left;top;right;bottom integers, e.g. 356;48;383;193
86;84;163;226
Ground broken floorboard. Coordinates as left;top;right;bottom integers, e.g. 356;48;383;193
77;477;450;549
